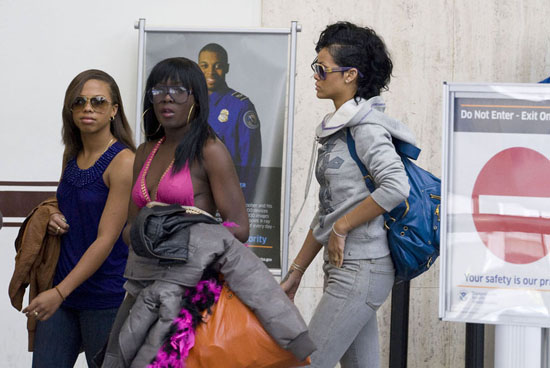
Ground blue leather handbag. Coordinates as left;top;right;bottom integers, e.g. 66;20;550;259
346;128;441;281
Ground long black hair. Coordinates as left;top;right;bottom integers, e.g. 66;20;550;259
315;21;393;102
62;69;136;167
143;57;215;172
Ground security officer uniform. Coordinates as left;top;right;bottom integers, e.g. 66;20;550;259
208;83;262;201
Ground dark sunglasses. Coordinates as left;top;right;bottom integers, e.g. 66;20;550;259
148;86;192;104
310;60;364;80
71;96;111;113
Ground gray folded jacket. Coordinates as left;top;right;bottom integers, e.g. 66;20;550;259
130;204;218;262
103;205;316;367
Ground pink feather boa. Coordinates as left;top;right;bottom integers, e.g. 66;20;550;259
148;221;242;367
147;279;222;368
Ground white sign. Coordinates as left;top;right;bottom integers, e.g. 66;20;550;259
439;82;550;327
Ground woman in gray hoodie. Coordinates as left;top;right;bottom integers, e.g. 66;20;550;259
281;22;416;368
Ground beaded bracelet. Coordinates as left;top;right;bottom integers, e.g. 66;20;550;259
54;286;65;301
332;224;347;238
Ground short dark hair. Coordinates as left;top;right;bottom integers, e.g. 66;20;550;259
315;21;393;101
62;69;136;166
143;57;214;172
198;43;228;65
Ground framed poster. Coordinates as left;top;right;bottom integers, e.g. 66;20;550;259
135;20;300;273
439;82;550;326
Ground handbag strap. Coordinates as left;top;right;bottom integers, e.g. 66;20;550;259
392;138;420;160
346;127;376;193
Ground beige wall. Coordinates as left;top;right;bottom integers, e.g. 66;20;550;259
0;1;261;365
261;1;550;367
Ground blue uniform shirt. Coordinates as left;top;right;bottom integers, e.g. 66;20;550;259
208;84;262;200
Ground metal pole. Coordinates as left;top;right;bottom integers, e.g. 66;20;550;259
280;21;300;278
465;323;484;368
142;26;292;34
134;18;146;145
542;328;549;368
389;280;410;368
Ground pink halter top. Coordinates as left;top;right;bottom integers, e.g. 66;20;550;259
131;137;194;208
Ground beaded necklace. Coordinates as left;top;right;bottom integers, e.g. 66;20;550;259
140;137;175;203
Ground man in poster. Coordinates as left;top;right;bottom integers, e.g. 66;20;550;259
198;43;262;201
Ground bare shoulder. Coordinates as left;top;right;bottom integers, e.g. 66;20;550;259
111;148;135;170
202;137;232;164
106;148;135;185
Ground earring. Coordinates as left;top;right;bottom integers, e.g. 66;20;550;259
141;108;150;121
187;104;195;123
148;124;162;136
110;116;115;122
141;108;162;137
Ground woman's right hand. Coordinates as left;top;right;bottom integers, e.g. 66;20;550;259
48;213;69;236
22;288;63;322
280;269;303;303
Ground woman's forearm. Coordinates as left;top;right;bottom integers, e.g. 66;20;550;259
333;196;386;236
292;229;323;271
56;235;118;298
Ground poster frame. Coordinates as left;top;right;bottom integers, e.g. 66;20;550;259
134;19;300;276
439;82;550;327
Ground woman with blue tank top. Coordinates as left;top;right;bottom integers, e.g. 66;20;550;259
22;69;136;367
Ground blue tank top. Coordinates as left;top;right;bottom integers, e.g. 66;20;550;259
54;141;128;310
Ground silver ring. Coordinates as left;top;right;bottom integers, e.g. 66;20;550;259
55;226;61;235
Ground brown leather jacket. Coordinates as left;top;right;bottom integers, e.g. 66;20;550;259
8;197;61;351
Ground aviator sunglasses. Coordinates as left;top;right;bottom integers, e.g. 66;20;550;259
148;86;192;104
310;60;364;80
71;96;112;113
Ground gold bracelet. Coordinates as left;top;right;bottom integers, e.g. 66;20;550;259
290;262;306;275
292;262;306;273
332;224;347;238
54;286;65;301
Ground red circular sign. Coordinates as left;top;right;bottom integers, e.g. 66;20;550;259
472;147;550;264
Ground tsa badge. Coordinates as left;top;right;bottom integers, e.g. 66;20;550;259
218;109;229;123
243;110;259;129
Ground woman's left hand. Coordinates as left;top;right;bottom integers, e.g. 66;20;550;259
327;230;346;268
22;288;63;322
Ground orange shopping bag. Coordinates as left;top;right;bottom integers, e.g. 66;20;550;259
186;284;311;368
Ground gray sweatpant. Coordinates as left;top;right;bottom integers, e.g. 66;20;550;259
308;255;395;368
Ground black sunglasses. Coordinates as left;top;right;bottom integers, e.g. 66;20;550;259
71;96;111;113
310;60;364;80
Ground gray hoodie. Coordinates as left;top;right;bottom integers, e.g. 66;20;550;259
311;96;416;260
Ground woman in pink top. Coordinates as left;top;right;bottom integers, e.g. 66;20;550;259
124;57;248;243
101;58;249;366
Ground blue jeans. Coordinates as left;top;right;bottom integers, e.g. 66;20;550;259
308;256;395;368
32;305;118;368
